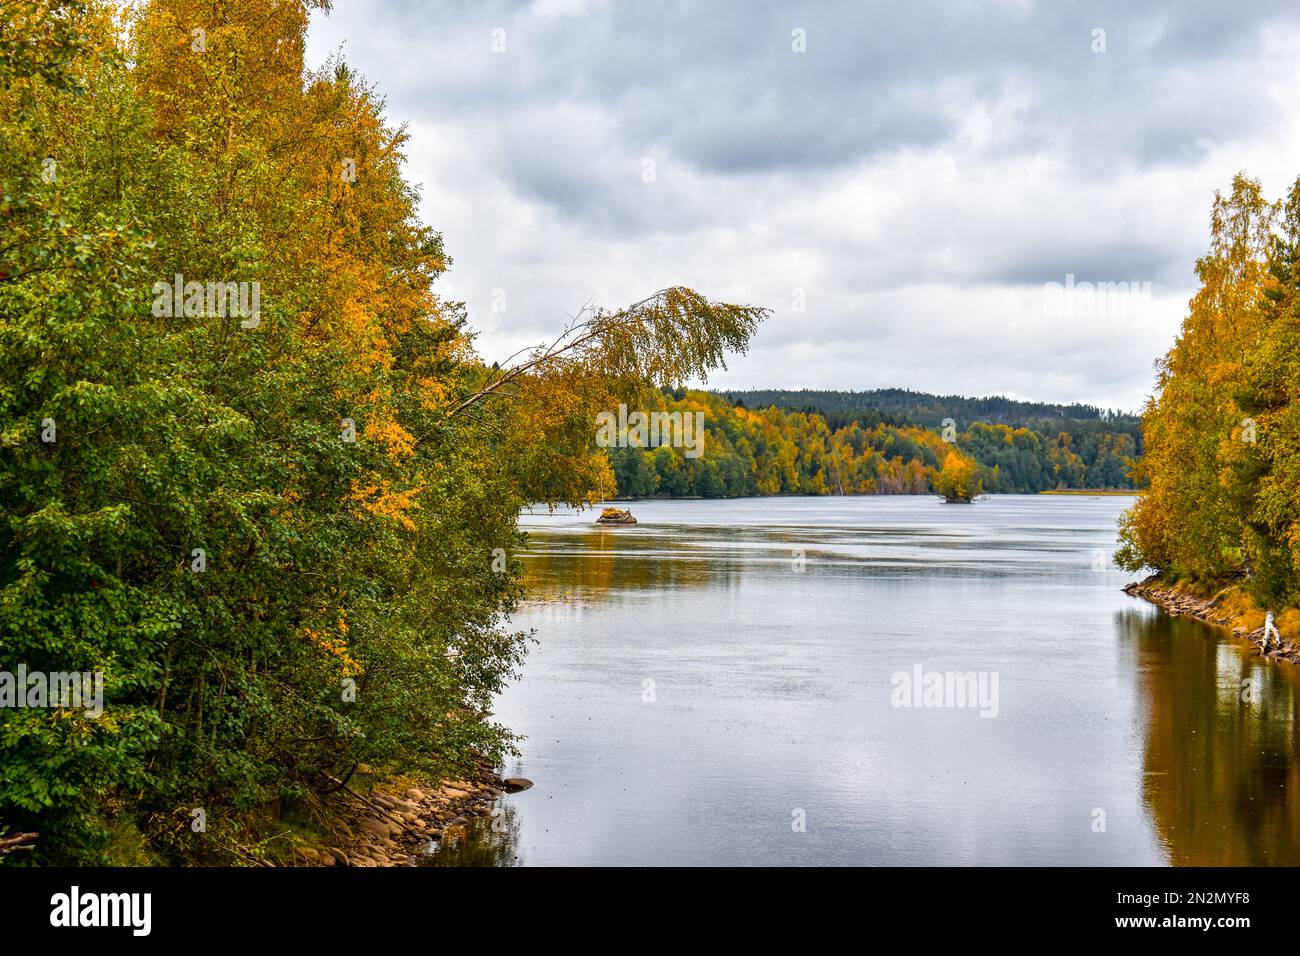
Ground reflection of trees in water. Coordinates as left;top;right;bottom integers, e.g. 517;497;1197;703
1119;608;1300;864
423;801;523;867
519;530;746;602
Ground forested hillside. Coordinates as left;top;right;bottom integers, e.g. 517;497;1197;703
605;389;1140;498
725;387;1137;430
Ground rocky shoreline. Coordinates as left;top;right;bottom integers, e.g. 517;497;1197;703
1124;575;1300;665
289;756;531;867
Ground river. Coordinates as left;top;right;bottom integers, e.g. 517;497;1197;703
427;495;1300;866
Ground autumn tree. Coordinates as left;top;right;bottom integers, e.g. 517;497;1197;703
1117;175;1277;583
0;0;763;863
935;453;981;503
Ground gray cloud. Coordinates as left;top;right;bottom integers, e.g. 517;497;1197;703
308;0;1300;410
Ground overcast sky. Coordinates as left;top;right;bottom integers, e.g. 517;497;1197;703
305;0;1300;412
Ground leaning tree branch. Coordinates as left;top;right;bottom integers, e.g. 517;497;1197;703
438;290;668;424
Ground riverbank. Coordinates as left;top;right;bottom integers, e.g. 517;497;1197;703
286;757;528;867
1039;489;1136;495
1124;575;1300;664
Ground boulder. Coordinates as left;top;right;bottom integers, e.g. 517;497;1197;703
596;507;636;525
502;777;534;793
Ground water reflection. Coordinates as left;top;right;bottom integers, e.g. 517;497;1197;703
520;530;737;603
457;497;1300;865
422;801;522;867
1119;609;1300;864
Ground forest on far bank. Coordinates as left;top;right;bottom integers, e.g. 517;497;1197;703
604;388;1141;499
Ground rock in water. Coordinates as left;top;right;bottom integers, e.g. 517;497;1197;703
596;507;636;525
502;777;534;793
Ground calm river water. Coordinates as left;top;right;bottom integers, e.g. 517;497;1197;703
429;495;1300;866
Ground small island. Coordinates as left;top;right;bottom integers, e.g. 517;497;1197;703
934;453;982;503
596;507;637;525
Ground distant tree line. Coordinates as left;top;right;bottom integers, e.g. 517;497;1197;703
605;389;1141;498
726;387;1140;431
